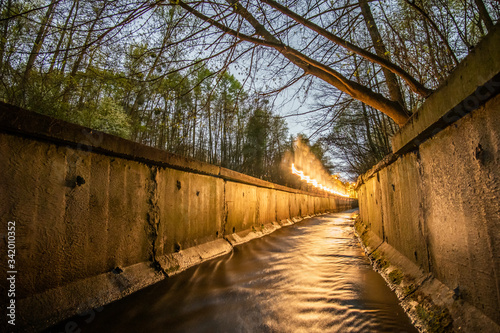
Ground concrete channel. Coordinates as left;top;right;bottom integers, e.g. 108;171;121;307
44;210;417;333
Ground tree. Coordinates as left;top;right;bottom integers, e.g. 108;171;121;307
1;0;497;180
169;0;437;126
359;0;406;111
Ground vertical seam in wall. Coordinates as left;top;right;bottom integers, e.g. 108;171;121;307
480;202;500;314
481;114;500;315
104;157;110;271
222;179;228;237
415;149;433;273
275;190;278;222
255;190;260;226
146;166;165;275
380;179;386;242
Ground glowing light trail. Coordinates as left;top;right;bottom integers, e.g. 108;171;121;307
291;164;349;197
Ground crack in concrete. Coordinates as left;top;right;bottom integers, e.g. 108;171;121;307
146;166;167;276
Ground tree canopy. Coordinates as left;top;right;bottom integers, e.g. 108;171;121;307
1;0;497;179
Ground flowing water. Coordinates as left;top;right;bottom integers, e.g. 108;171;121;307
47;210;417;333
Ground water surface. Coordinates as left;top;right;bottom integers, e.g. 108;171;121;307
47;210;417;332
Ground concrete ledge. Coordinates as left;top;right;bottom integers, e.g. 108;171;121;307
278;218;295;226
392;23;500;155
225;221;283;247
157;239;234;276
219;167;317;195
0;101;221;176
18;262;164;333
355;218;500;333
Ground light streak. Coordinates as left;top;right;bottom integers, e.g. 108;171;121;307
291;164;349;197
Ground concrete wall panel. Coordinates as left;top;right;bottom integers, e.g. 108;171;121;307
156;168;224;254
289;193;300;217
276;190;291;221
0;135;154;299
256;187;277;225
225;181;258;233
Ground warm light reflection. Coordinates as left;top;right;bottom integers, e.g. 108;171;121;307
291;164;349;197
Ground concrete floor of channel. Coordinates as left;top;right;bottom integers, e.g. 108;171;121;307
46;209;417;333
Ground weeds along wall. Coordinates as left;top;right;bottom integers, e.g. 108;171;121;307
356;24;500;328
0;102;356;331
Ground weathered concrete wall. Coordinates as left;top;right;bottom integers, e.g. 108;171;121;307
356;25;500;331
0;102;356;331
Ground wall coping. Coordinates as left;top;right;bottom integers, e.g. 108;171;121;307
391;23;500;155
355;24;500;189
0;101;343;198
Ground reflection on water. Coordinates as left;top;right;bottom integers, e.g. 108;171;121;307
47;210;417;333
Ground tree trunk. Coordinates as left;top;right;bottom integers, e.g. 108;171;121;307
21;0;57;104
473;0;494;32
49;0;78;74
359;0;406;111
0;0;12;70
60;0;80;74
61;2;106;107
23;0;57;83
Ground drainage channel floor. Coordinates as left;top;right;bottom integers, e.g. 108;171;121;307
45;209;417;333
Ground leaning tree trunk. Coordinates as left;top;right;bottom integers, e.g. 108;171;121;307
359;0;407;112
473;0;494;32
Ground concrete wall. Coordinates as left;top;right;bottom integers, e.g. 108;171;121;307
356;25;500;330
0;102;356;331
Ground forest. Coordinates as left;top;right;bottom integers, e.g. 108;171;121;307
0;0;498;181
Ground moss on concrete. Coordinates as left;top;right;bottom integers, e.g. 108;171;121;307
166;264;180;274
388;269;404;285
415;298;453;333
402;283;417;297
371;250;390;271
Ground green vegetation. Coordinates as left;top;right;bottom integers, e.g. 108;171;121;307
370;250;390;271
388;269;404;285
416;299;453;333
403;283;417;297
1;0;496;179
